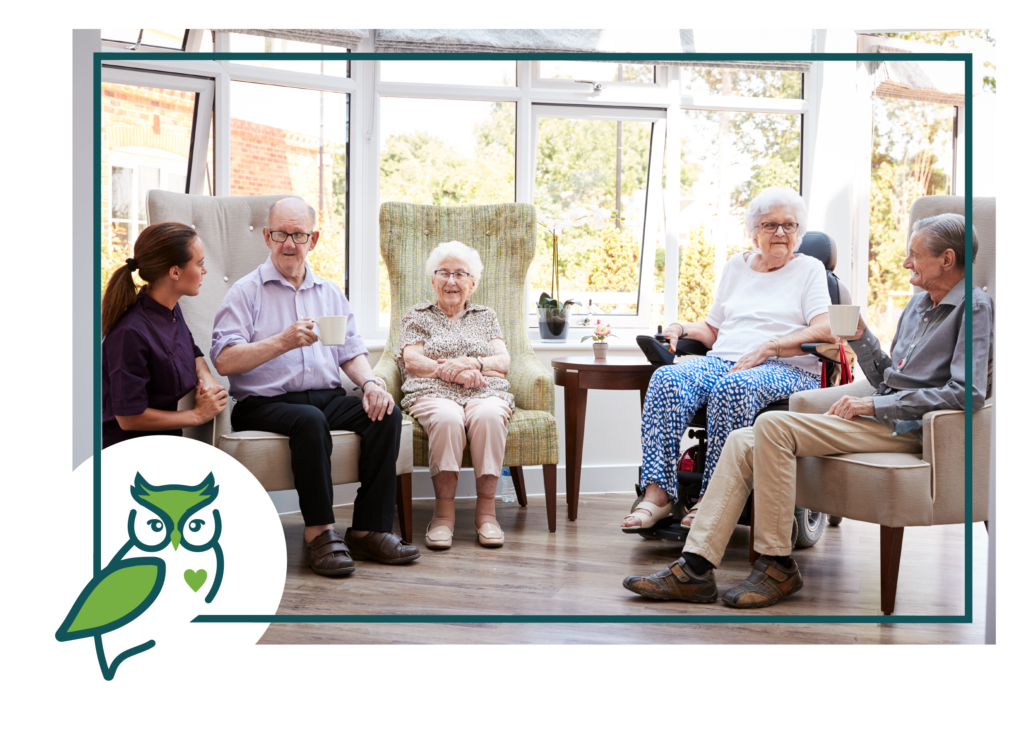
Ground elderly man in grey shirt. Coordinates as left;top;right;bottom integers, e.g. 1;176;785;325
624;213;993;608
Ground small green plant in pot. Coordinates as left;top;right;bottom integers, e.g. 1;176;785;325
536;206;611;342
581;319;617;359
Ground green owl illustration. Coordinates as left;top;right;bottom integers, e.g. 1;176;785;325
56;472;224;681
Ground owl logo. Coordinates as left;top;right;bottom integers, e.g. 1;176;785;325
55;472;225;681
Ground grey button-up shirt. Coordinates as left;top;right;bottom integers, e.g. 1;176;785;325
849;277;993;434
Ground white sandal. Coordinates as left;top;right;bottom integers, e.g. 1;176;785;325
681;501;701;529
621;500;673;532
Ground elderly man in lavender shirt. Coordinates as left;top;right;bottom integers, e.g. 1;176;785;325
211;197;419;577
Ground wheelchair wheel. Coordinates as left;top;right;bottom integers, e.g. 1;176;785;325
792;507;827;549
827;515;843;526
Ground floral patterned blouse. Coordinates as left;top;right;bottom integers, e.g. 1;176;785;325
397;301;514;412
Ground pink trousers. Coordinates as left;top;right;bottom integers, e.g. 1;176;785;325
410;396;513;478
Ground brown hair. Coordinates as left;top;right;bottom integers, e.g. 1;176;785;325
102;222;197;336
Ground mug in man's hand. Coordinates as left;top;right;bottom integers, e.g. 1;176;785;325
827;305;861;338
314;316;348;346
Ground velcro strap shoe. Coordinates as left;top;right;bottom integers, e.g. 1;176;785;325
344;529;421;564
721;555;803;609
304;529;355;577
622;559;718;602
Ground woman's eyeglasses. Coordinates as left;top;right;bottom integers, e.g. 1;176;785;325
434;270;472;281
758;222;799;234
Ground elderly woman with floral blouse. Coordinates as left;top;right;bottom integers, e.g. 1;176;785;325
398;241;513;550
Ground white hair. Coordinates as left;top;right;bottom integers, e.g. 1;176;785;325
743;187;809;248
425;241;484;281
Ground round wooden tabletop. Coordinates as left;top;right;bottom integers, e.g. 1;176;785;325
550;355;654;371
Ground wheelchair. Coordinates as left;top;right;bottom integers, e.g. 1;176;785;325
632;231;851;550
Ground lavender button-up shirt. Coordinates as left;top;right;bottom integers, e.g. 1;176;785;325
210;256;368;402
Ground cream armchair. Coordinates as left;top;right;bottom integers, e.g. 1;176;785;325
147;191;415;540
787;195;994;614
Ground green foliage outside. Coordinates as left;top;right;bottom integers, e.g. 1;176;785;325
677;225;716;323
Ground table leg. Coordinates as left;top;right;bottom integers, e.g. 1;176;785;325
563;372;587;521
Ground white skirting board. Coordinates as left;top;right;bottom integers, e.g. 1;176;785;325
266;463;642;517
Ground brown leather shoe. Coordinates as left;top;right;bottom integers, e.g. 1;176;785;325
304;529;355;577
344;529;421;564
721;555;803;609
622;559;718;602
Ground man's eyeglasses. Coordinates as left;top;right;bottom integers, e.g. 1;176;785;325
269;230;313;244
758;222;799;234
434;270;472;282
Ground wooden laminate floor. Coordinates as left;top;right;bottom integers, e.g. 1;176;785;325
260;492;988;645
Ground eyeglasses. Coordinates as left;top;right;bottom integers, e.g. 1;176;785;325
269;230;312;244
434;270;472;282
758;222;799;234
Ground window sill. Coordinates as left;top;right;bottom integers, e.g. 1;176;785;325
363;327;662;355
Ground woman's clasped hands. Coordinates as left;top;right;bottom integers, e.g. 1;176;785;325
192;379;229;424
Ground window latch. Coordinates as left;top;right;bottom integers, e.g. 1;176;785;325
574;80;604;92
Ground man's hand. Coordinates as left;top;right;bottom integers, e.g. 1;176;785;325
277;318;320;352
851;313;868;341
826;395;875;420
454;369;488;389
362;380;395;421
728;342;773;373
437;356;479;382
664;323;683;353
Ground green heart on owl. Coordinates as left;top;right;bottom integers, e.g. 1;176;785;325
184;569;208;592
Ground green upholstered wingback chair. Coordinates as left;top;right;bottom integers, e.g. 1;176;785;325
373;202;560;532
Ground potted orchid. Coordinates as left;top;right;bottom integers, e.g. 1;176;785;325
536;205;612;342
581;319;617;359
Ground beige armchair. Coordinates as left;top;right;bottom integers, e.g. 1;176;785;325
787;196;994;614
147;191;415;540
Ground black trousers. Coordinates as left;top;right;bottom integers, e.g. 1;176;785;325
232;388;401;530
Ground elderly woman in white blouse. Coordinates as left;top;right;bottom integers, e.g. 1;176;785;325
398;241;513;550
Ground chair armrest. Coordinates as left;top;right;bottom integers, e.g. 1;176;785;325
801;342;848;362
373;354;403;401
923;403;992;523
508;353;554;414
676;338;709;357
788;378;875;415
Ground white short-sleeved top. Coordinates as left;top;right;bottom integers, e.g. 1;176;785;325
704;252;831;374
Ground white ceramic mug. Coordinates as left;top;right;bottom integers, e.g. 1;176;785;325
827;305;861;338
314;315;348;346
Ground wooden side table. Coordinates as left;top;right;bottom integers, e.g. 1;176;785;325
551;356;657;520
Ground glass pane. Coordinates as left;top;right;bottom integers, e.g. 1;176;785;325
111;166;132;219
230;33;349;77
230;81;349;291
531;115;653;321
140;29;186;49
679;67;802;98
102;29;141;44
377;98;516;326
380;60;515;86
539;61;654;84
868;98;955;347
101;82;196;295
199;30;214;54
169;173;187;193
672;108;801;320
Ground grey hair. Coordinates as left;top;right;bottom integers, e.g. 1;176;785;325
425;241;484;281
912;213;977;272
268;197;317;230
743;187;809;248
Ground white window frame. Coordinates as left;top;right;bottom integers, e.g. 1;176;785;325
529;104;667;329
98;36;817;344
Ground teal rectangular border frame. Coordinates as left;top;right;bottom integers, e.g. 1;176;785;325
92;50;975;625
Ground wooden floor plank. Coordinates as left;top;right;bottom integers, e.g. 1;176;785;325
260;493;987;645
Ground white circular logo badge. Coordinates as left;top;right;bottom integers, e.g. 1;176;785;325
37;438;284;683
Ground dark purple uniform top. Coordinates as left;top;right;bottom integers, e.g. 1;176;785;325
102;289;204;449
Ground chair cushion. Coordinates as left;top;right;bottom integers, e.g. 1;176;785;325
795;452;935;528
217;420;414;492
410;408;559;469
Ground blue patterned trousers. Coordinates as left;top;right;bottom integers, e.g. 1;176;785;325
640;356;820;502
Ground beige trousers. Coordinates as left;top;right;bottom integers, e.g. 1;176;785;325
684;411;923;567
410;396;512;478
